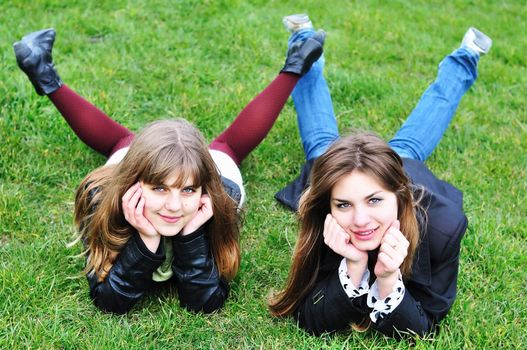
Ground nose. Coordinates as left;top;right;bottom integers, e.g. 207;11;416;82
351;206;371;228
165;192;182;212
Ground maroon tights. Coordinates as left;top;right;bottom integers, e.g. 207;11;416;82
48;73;299;165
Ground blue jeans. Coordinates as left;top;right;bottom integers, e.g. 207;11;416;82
289;30;480;161
289;29;339;160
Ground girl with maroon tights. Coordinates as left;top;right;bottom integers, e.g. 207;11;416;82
13;28;325;314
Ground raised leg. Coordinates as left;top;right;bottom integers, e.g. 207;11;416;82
285;15;339;160
14;29;134;157
209;29;325;165
48;86;135;157
208;72;300;165
388;28;491;161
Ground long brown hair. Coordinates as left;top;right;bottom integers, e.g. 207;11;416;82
269;132;422;317
74;119;240;282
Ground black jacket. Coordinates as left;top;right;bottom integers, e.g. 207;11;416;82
275;158;468;337
86;176;241;315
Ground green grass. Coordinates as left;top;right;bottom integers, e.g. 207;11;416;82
1;0;526;348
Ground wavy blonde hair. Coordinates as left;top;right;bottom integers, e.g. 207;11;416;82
74;119;240;282
269;132;424;317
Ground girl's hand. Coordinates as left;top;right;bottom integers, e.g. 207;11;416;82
323;214;368;264
122;182;159;238
374;220;409;280
182;194;213;235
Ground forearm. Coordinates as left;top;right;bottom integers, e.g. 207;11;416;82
87;232;164;314
295;269;369;335
172;226;229;313
88;273;144;314
345;258;368;288
372;288;435;337
376;272;401;299
373;215;469;337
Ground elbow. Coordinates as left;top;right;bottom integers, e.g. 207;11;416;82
376;315;437;339
92;296;133;315
297;318;321;336
199;297;226;314
179;285;228;313
392;323;437;339
295;310;330;337
89;285;137;315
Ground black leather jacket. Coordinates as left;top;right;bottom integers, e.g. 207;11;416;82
87;225;229;314
275;158;468;337
85;176;241;315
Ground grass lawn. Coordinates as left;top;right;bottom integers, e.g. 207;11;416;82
1;0;526;348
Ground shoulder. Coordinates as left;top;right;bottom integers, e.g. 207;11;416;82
403;158;467;241
403;158;464;208
403;159;468;270
427;189;466;226
416;185;468;267
425;203;467;253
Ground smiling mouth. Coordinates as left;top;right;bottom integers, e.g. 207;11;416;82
351;226;379;240
159;214;182;223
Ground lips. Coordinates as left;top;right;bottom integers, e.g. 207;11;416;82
159;214;181;223
351;226;379;241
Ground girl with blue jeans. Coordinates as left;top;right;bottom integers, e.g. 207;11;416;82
289;27;483;162
270;18;491;338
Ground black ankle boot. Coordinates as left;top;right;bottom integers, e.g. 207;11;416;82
281;30;325;76
13;28;63;96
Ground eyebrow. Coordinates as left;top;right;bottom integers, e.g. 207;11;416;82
332;190;383;202
168;177;196;188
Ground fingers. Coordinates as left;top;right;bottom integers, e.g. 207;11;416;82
324;214;352;254
381;221;408;251
122;182;141;205
199;194;213;219
323;214;341;249
181;194;213;235
122;183;141;221
381;232;408;254
378;220;409;273
135;196;146;218
200;194;212;208
121;182;157;237
377;251;402;273
323;214;347;244
323;214;369;264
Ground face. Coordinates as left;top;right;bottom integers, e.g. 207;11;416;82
330;170;398;251
141;173;202;236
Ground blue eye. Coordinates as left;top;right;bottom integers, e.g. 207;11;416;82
369;197;382;204
336;202;350;209
182;187;195;193
152;186;167;192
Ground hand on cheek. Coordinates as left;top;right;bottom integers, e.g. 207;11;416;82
182;194;213;235
374;220;408;279
323;214;368;264
324;214;369;287
122;182;159;238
